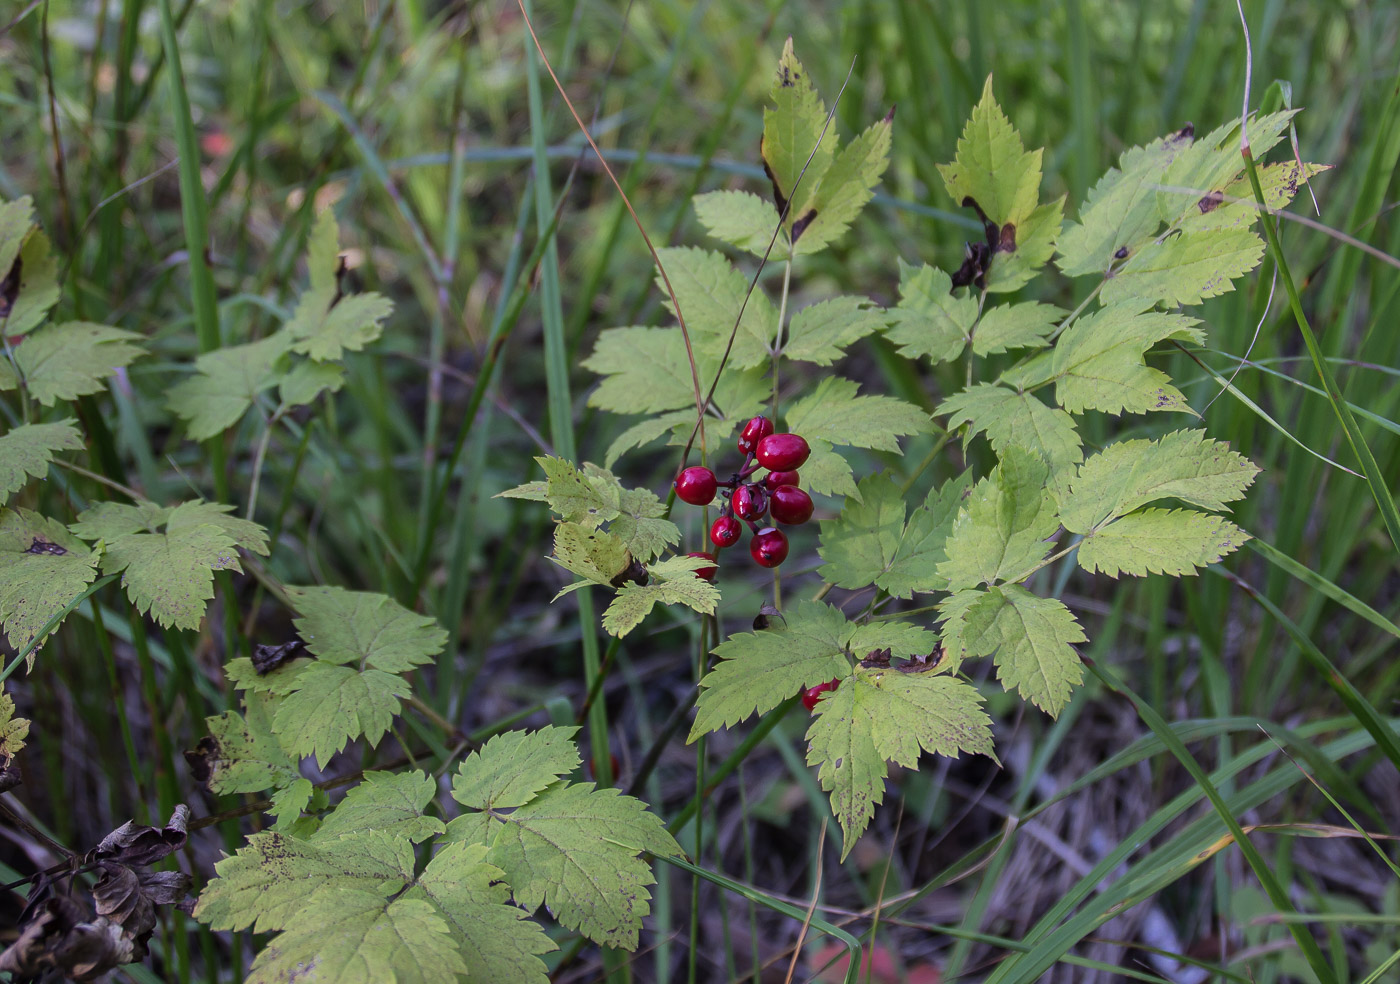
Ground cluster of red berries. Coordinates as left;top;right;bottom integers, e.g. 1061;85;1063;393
674;416;816;579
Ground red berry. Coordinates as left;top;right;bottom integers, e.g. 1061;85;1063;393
764;469;800;490
675;466;718;505
710;515;742;549
737;416;775;455
750;527;788;568
732;483;769;521
756;433;810;471
687;551;718;581
801;679;840;711
769;485;814;525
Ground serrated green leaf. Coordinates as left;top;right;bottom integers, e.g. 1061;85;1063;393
845;620;939;660
0;692;30;761
246;892;463;984
279;359;345;406
601;572;720;637
486;781;681;949
816;474;906;591
883;261;976;365
1016;303;1203;416
939;383;1083;471
985;196;1064;293
268;778;315;829
1156;111;1296;226
69;499;170;540
610;487;679;563
690;601;855;736
168;333;290;439
537;456;619;527
0;198;34;284
1177;161;1330;234
798;438;859;499
224;655;311;696
14;322;145;406
782;296;886;365
792;113;892;255
880;471;974;597
452;725;581;812
937;76;1042;227
1100;228;1264;308
168;500;270;555
194;828;414;932
286;585;446;671
603;410;694;469
784;376;929;452
312;771;445;844
935;588;985;674
406;842;555;984
284;210;394;361
553;522;631;587
272;662;408;768
958;585;1085;716
1056;127;1195;277
0;361;15;392
805;663;993;858
1057;429;1259;532
1077;507;1250;577
195;698;300;796
102;522;241;630
656;246;778;369
692;190;783;256
582;327;698;415
0;420;83;505
761;38;834;216
0;508;98;658
939;446;1059;591
971;301;1065;356
2;228;60;337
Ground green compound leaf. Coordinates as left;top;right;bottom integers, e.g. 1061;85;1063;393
485;781;682;949
14;322;145;406
806;663;994;858
1007;303;1203;416
1057;428;1259;533
245;893;462;984
0;420;83;505
406;842;555;984
655;246;778;370
3;227;61;338
581;327;698;415
985;196;1064;293
68;499;170;539
971;301;1066;357
312;771;445;844
939;446;1060;591
451;725;582;812
101;522;241;631
168;333;291;440
784;376;930;453
514;455;619;527
1057;126;1196;277
1099;228;1265;309
792;112;892;255
598;555;720;637
0;692;30;761
1076;507;1251;577
818;472;969;598
761;38;834;218
692;190;783;256
939;383;1083;472
955;584;1086;716
271;662;408;769
782;296;887;366
609;487;679;563
0;508;98;658
193;696;300;797
194;828;414;933
937;76;1043;228
1155;111;1295;226
285;209;394;361
286;585;446;671
690;601;857;737
883;260;976;365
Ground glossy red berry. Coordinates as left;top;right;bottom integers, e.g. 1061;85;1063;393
770;485;814;525
737;415;775;455
750;527;789;568
764;469;800;491
756;433;810;471
675;466;718;505
710;515;742;549
687;551;718;582
731;483;769;521
801;679;840;711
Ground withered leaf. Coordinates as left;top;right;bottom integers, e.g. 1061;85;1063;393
251;639;306;674
87;805;189;866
